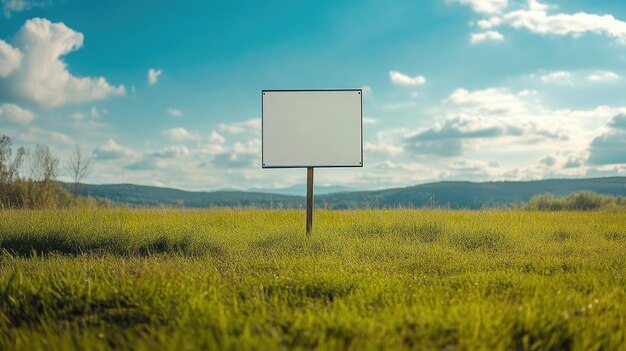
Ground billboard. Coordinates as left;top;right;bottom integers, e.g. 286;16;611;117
262;89;363;168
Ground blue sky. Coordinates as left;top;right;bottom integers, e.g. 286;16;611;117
1;0;626;191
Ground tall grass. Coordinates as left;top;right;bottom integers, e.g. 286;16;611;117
0;208;625;350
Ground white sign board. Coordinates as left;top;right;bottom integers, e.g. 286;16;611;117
262;90;362;168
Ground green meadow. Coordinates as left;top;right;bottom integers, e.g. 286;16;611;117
0;209;625;350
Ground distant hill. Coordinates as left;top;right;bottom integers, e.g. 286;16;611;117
319;177;626;209
68;177;626;209
71;183;305;208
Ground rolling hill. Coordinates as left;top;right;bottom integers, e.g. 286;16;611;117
68;177;626;209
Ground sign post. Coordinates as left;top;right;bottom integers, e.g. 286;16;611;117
306;167;314;236
262;89;363;235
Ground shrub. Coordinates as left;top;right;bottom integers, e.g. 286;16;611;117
526;191;626;211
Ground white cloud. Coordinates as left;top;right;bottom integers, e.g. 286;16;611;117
17;127;73;146
93;139;136;160
539;154;557;167
531;69;621;84
148;68;162;85
150;145;190;158
163;127;199;141
389;70;426;86
404;114;563;157
212;139;261;168
505;6;626;40
361;86;372;96
67;106;108;122
166;108;183;117
587;71;620;82
2;0;49;18
67;112;86;121
470;30;505;43
540;70;571;83
219;118;260;134
91;106;107;117
363;128;408;157
364;142;403;156
477;17;503;29
0;18;125;108
208;131;225;143
363;117;378;125
0;40;21;77
198;143;227;156
2;0;31;18
469;0;626;42
450;0;508;14
447;87;532;115
396;87;626;160
0;103;35;123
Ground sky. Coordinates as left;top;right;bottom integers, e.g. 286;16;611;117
1;0;626;192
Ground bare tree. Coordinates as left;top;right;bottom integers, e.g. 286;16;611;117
64;144;93;198
30;144;59;183
1;135;26;184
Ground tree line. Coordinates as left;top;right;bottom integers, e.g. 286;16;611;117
525;191;626;211
0;134;102;209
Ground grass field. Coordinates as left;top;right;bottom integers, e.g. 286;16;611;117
0;209;625;350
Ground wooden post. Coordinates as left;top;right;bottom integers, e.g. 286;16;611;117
306;167;314;236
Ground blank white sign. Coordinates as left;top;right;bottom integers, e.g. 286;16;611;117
262;90;362;168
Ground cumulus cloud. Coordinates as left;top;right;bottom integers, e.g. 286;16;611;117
0;40;21;77
364;142;403;156
389;71;426;86
17;127;73;146
470;30;504;43
403;115;554;157
588;114;626;165
450;0;508;14
219;118;260;134
539;154;557;167
198;143;227;156
539;70;571;83
587;71;620;82
68;106;107;121
470;0;626;42
530;69;621;84
2;0;46;17
564;155;583;169
447;87;532;115
150;145;190;159
208;131;225;143
163;127;199;141
0;103;35;123
0;18;125;108
166;108;183;117
212;139;260;168
2;0;50;18
126;145;194;171
399;87;625;159
93;139;136;160
148;68;162;85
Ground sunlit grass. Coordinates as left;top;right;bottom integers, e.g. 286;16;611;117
0;208;625;350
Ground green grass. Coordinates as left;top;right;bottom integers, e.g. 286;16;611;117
0;209;625;350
